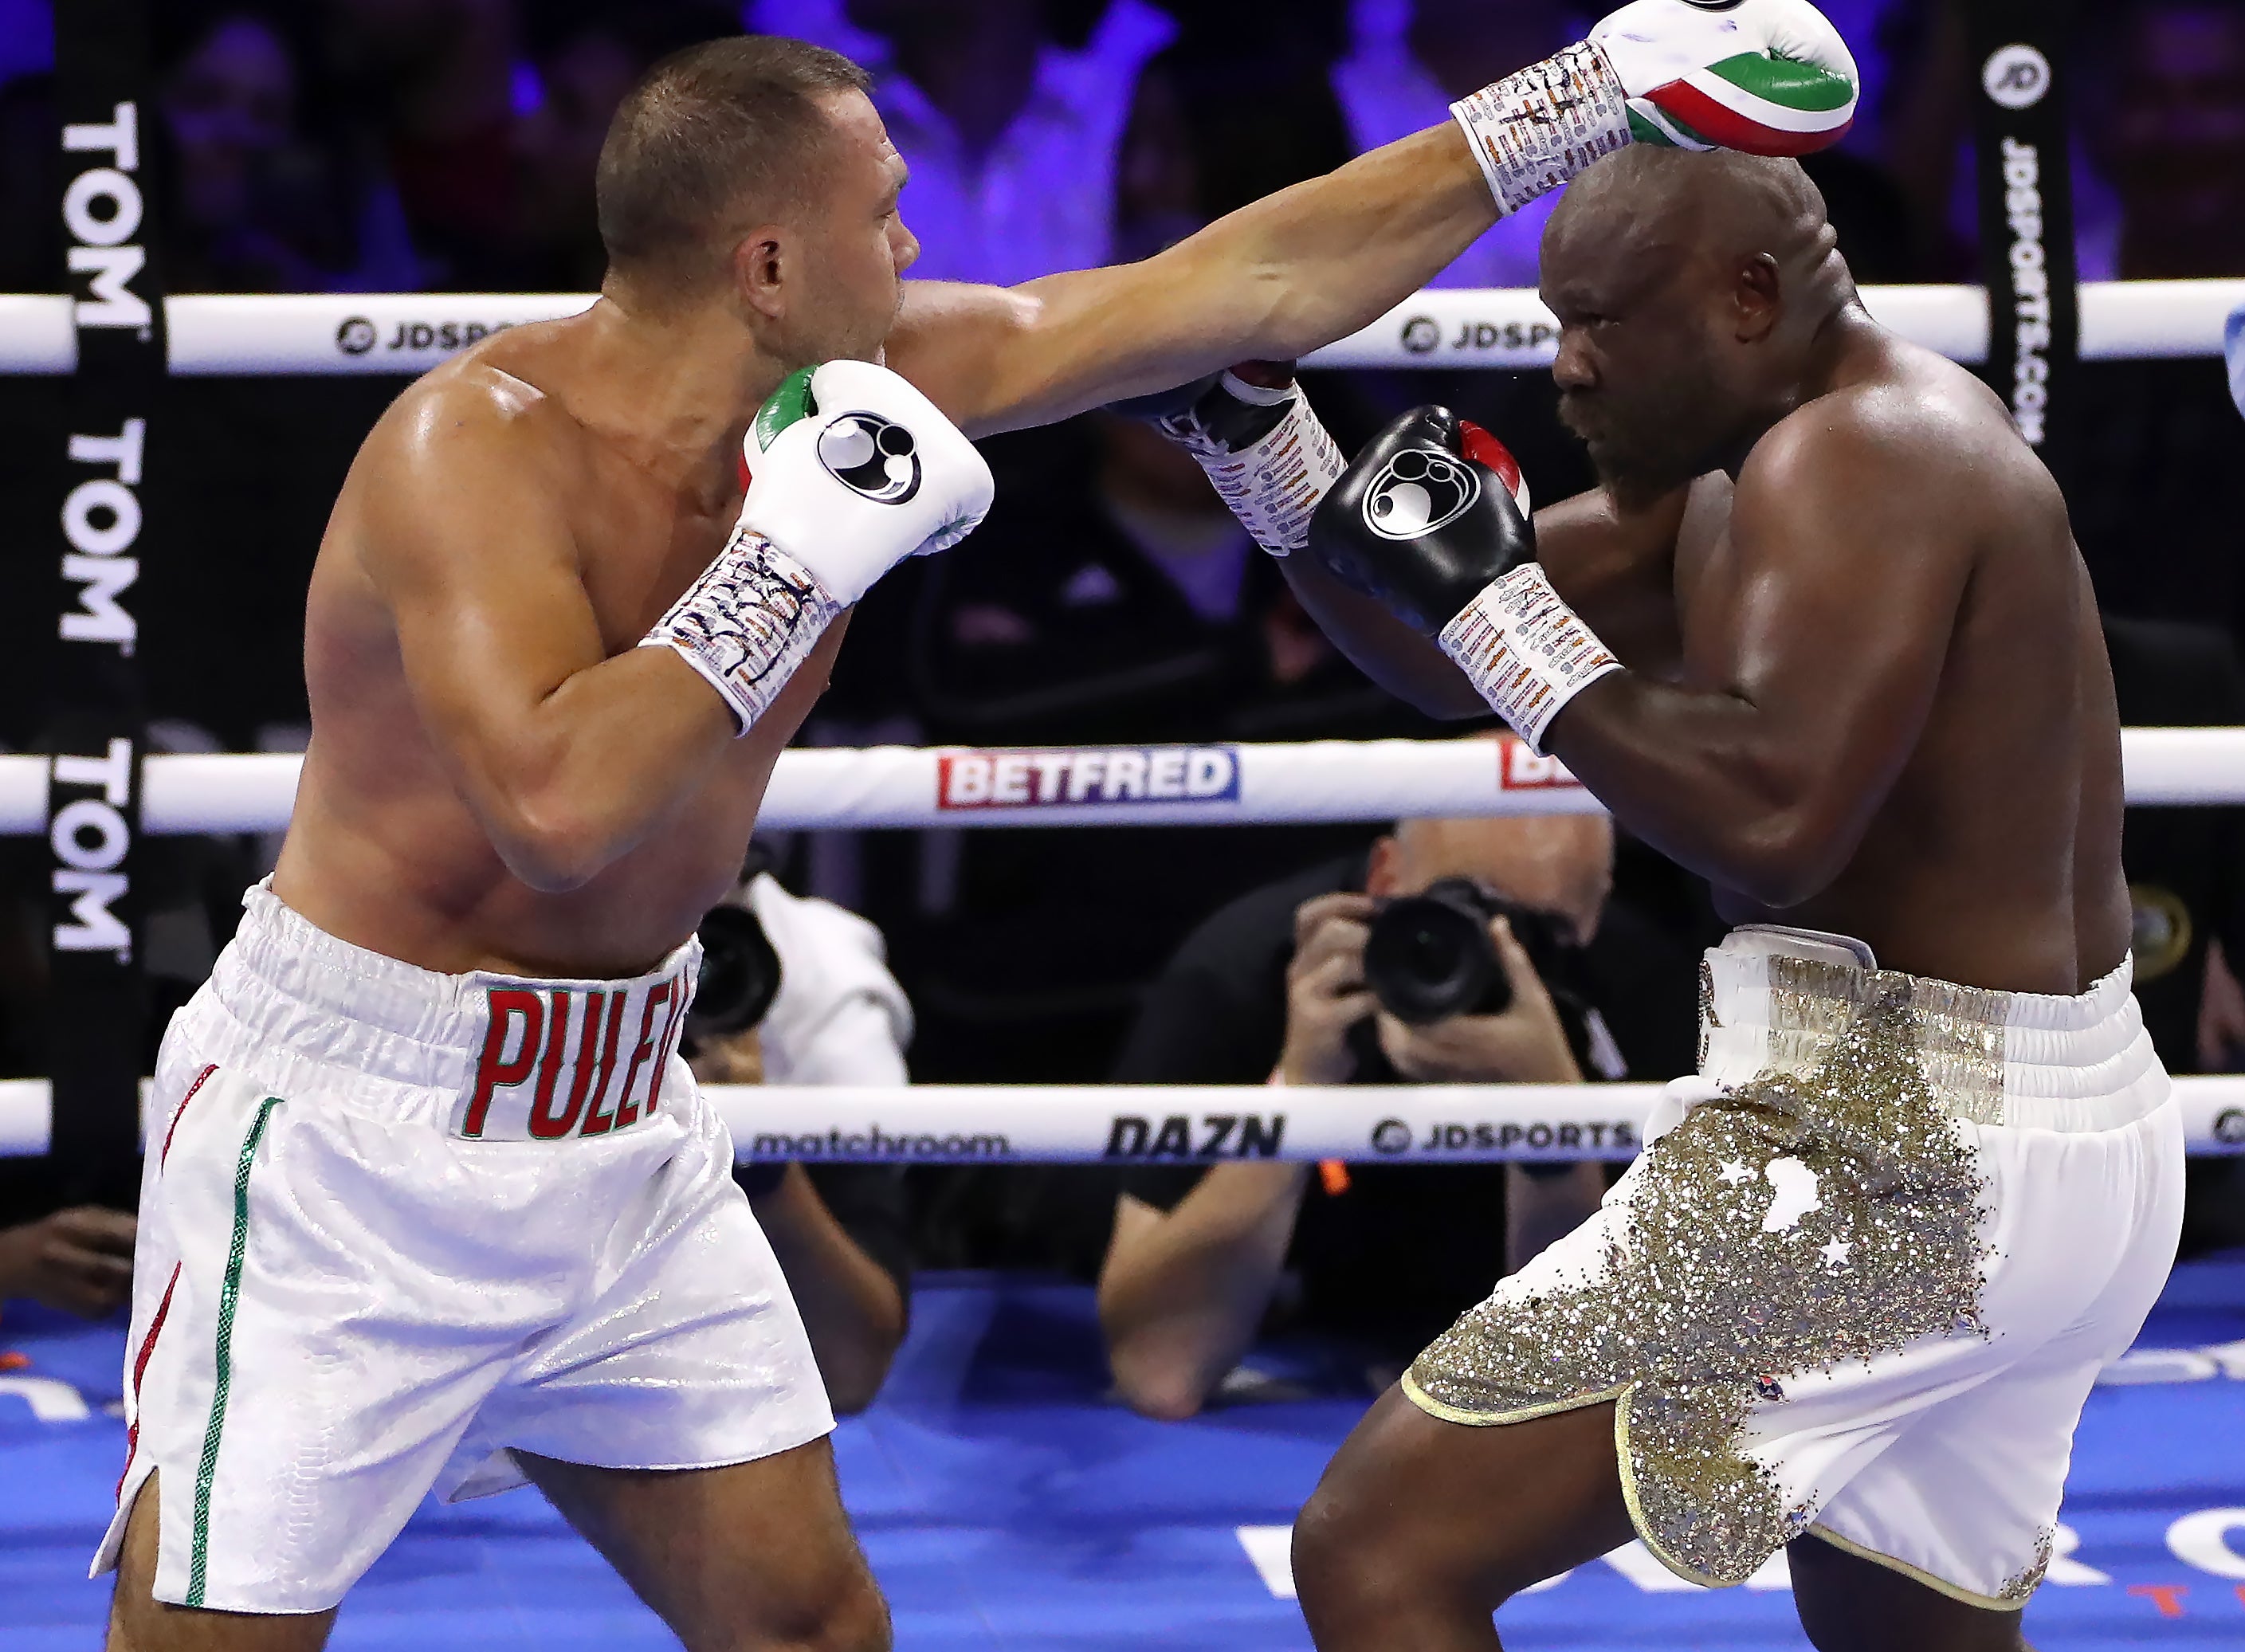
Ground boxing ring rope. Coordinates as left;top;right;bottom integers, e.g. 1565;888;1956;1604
5;728;2245;836
2;281;2242;375
6;284;2240;1170
0;1077;2235;1161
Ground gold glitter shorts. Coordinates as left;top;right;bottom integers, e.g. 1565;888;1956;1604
1403;926;2184;1607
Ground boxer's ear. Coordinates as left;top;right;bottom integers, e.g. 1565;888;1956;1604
1734;251;1784;344
732;226;794;322
1365;834;1403;899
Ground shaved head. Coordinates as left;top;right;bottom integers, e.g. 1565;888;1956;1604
1540;147;1852;506
1552;146;1834;276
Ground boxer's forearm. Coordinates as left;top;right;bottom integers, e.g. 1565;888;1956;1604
442;647;741;893
435;622;840;894
1545;676;1891;909
893;125;1494;437
1279;554;1489;720
1156;123;1499;366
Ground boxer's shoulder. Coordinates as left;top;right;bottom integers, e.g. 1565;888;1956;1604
363;355;591;513
1741;353;2055;532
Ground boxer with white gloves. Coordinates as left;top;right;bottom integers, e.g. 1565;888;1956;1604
642;359;991;733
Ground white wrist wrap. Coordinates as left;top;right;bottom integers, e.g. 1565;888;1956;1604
1438;564;1623;754
1450;39;1635;217
1169;382;1346;556
639;528;844;736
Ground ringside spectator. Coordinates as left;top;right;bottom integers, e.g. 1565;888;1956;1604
688;865;914;1413
1097;805;1638;1420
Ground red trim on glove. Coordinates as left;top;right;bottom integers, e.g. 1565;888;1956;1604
1459;420;1529;516
1646;80;1854;159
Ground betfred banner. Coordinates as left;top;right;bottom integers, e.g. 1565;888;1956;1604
936;745;1242;812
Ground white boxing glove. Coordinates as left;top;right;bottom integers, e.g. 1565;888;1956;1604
1593;0;1860;155
1450;0;1859;217
642;359;993;734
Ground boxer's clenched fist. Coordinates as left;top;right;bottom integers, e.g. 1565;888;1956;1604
1592;0;1859;155
642;360;994;733
1450;0;1858;215
742;359;995;606
1109;363;1344;557
1307;404;1534;634
1308;406;1619;754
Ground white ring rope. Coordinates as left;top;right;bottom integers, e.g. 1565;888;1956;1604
0;282;2240;375
1;1077;2237;1160
5;729;2245;836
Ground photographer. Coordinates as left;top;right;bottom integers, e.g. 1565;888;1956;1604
688;866;914;1415
1097;810;1640;1422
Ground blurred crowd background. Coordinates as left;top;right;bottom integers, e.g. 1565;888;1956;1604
0;0;2242;1296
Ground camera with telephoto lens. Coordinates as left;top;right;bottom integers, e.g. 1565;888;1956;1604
682;903;783;1057
1362;877;1575;1026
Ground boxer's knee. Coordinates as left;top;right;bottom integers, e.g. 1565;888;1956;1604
701;1544;888;1652
1293;1453;1480;1640
757;1567;889;1652
107;1473;337;1651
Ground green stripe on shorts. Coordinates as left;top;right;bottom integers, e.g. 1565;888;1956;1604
186;1096;284;1607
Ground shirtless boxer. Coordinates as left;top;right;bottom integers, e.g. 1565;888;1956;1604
1223;147;2180;1650
100;7;1861;1649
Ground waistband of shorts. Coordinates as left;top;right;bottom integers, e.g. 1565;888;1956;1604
1701;924;2168;1130
209;882;699;1096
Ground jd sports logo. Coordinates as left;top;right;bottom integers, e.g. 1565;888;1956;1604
1363;448;1480;541
818;412;920;504
1983;44;2051;111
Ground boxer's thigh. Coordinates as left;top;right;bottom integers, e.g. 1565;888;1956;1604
1293;1387;1634;1635
108;1475;338;1652
1789;1533;2030;1652
523;1441;886;1652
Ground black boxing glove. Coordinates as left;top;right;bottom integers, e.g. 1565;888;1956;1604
1308;405;1621;752
1107;363;1344;556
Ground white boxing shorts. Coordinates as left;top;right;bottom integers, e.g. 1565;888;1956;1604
1405;925;2184;1609
93;884;832;1615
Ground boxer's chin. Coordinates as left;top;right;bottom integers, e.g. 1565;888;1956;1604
1581;436;1701;513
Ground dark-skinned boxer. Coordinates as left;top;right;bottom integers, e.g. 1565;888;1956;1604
1146;148;2181;1652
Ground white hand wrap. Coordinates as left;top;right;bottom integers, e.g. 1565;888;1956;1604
1449;39;1635;217
1164;377;1347;556
639;527;844;736
1438;564;1623;754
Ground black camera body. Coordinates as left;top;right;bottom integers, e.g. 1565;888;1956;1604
1361;877;1576;1026
683;902;783;1057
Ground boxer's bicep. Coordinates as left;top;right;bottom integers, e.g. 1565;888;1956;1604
359;416;611;823
1706;427;1974;846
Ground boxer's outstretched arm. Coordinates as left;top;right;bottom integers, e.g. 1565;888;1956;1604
1540;414;1980;907
886;125;1495;436
361;379;743;892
